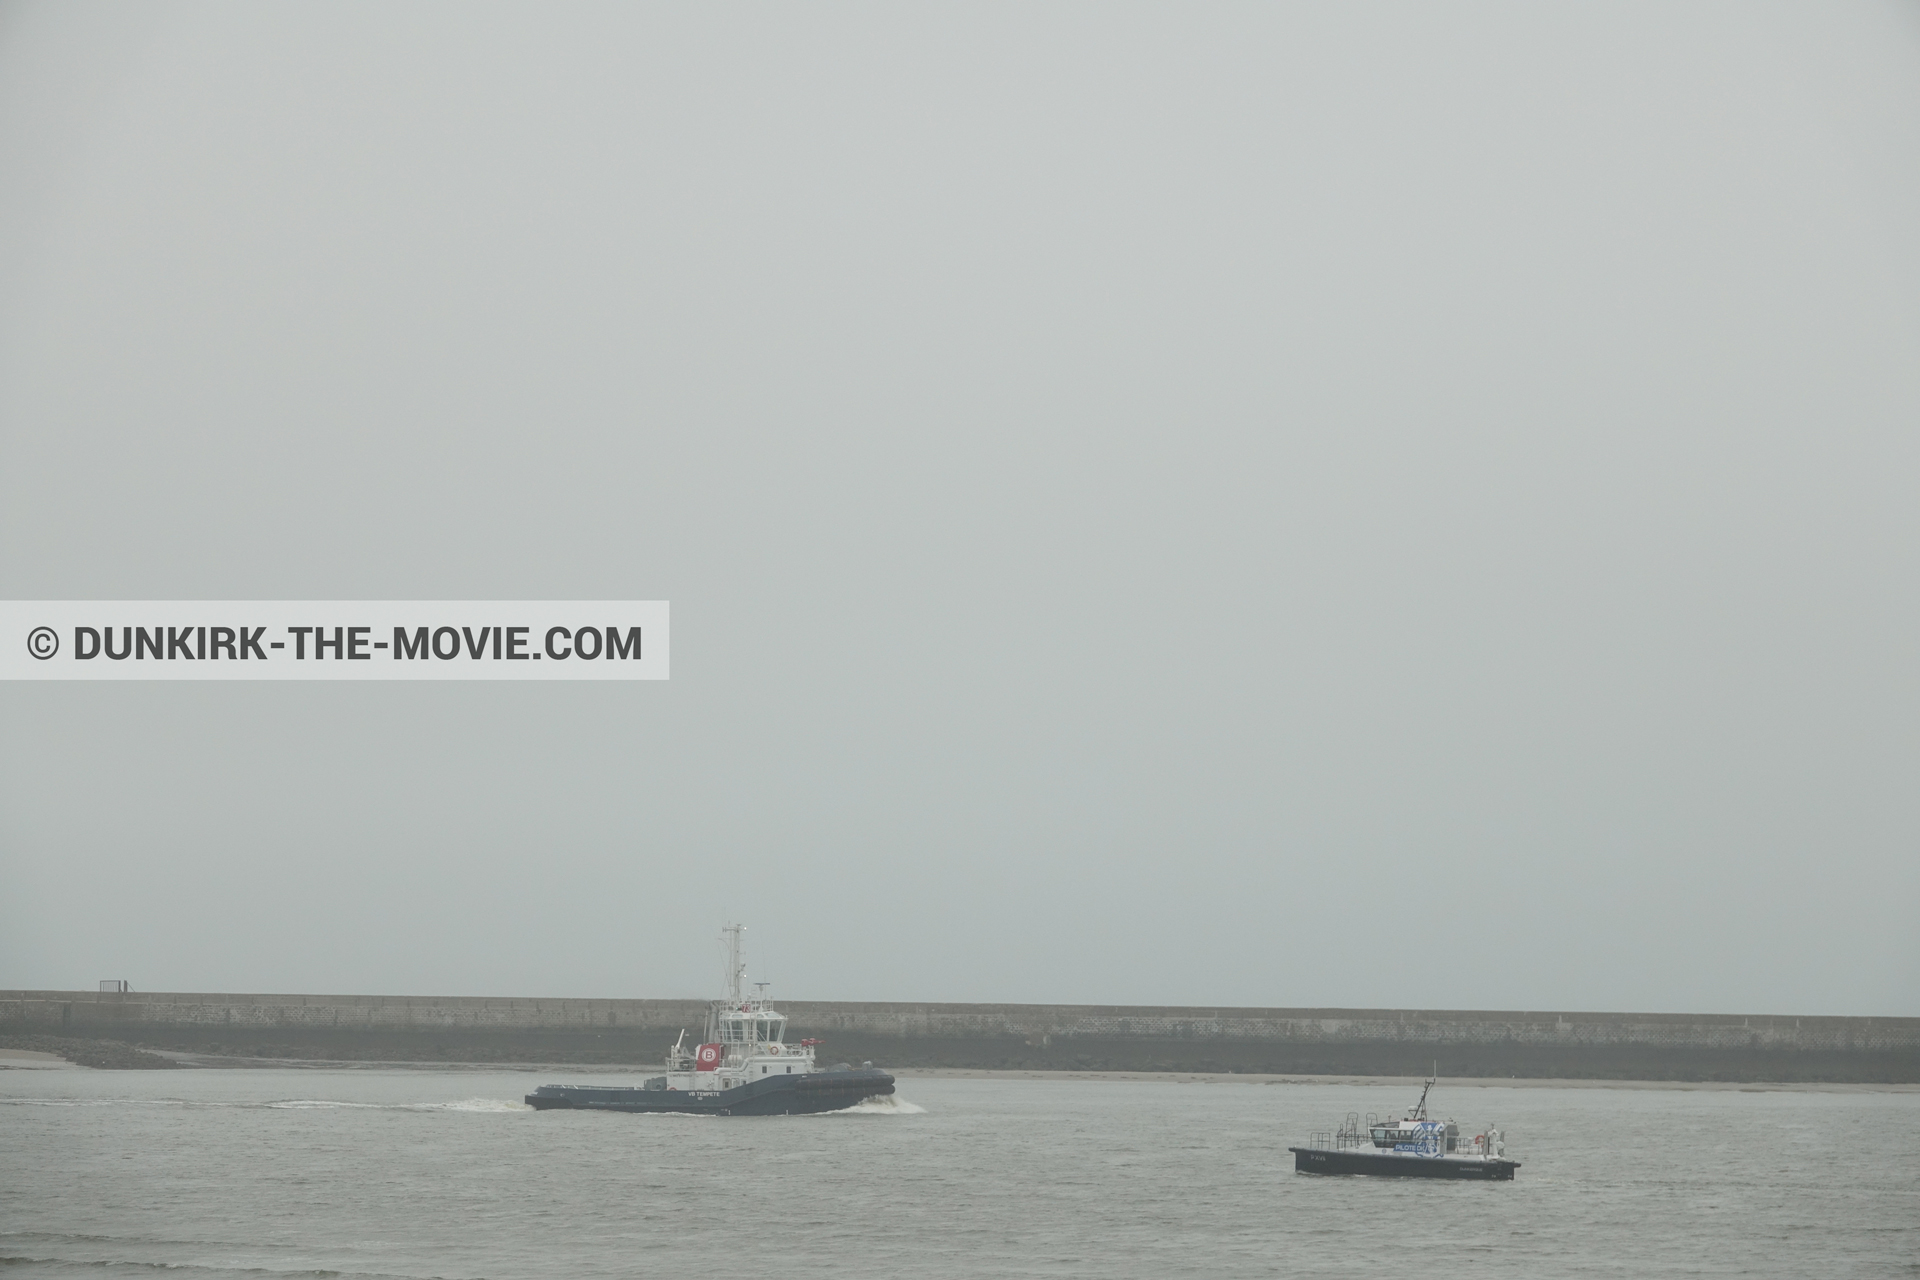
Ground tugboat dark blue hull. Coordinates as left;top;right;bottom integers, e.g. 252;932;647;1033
527;1068;895;1116
1289;1147;1518;1180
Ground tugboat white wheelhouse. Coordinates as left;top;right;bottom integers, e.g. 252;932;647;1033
1288;1075;1519;1180
525;924;895;1116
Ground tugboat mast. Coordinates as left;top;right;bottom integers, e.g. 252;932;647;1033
722;923;746;1003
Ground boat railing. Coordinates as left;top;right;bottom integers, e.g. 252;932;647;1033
1306;1114;1369;1152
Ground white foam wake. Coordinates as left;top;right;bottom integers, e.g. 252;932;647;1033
835;1094;925;1115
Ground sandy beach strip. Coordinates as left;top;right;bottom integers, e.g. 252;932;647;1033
0;1048;80;1069
889;1067;1920;1093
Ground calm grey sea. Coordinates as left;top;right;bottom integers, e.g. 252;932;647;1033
2;1069;1915;1278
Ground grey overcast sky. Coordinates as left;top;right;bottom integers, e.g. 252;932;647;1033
2;3;1917;1015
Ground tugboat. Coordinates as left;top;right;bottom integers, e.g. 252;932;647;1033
525;925;896;1117
1288;1075;1518;1179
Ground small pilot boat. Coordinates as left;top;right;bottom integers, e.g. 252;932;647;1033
1288;1076;1519;1179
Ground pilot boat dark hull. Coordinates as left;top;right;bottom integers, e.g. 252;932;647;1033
1288;1146;1519;1180
527;1067;895;1116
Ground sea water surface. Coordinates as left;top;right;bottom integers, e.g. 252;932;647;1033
2;1067;1915;1278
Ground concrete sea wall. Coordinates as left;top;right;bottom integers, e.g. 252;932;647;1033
6;990;1916;1081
